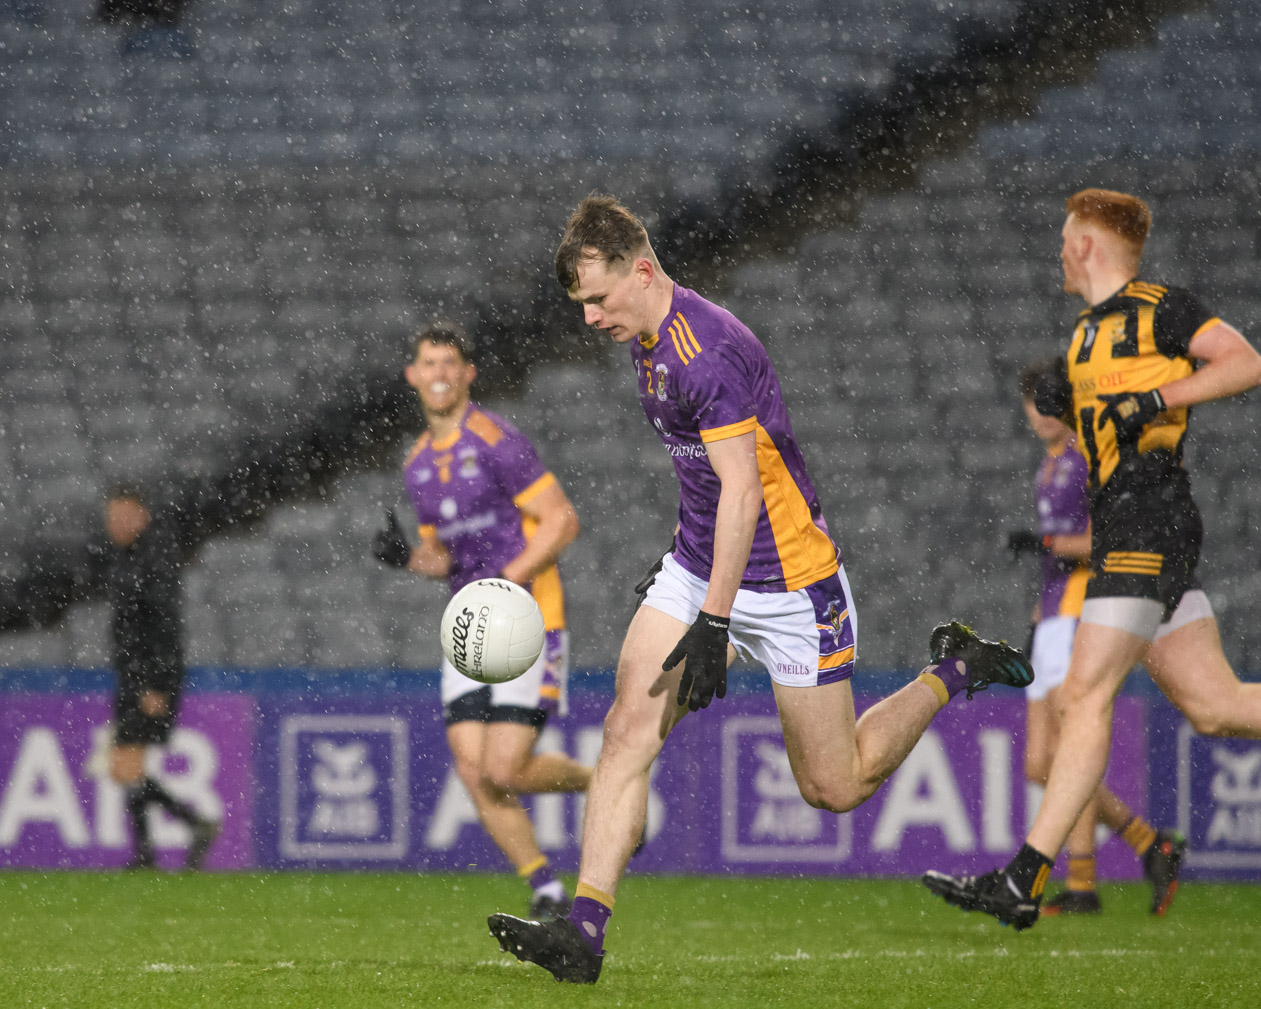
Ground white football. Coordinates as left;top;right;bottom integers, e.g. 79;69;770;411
439;578;545;684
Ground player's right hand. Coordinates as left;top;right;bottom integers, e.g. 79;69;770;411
1006;529;1048;559
1033;359;1073;422
633;537;675;605
372;511;412;568
665;610;731;711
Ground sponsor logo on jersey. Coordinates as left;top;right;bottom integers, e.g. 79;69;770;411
652;417;708;459
655;363;669;402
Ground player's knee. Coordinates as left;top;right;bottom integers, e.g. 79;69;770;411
1182;704;1235;737
796;776;867;814
598;705;655;763
481;761;525;797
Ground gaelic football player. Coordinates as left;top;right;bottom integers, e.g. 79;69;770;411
489;195;1033;982
373;323;591;919
925;189;1261;930
1013;362;1182;916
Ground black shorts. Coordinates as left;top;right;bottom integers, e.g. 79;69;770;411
113;688;180;746
442;685;548;730
1086;471;1202;615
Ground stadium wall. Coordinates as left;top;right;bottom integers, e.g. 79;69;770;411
1;669;1258;881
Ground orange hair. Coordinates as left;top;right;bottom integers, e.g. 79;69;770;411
1065;188;1151;260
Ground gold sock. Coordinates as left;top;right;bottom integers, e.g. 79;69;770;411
915;671;950;707
1066;854;1097;893
1120;816;1158;857
517;855;548;879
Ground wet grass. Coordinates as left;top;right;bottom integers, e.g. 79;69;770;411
2;872;1258;1008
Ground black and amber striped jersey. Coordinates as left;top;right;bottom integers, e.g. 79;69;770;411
1066;280;1220;495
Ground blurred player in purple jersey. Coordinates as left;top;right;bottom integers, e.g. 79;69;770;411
1010;361;1179;916
925;189;1261;932
373;322;591;920
488;194;1034;983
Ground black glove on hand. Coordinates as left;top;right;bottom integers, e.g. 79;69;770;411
1006;529;1048;559
1098;389;1165;442
665;610;731;711
372;510;412;568
633;537;676;606
1034;360;1074;423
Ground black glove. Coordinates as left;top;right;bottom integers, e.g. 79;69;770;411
1033;358;1073;422
665;610;731;711
633;537;676;606
1098;389;1165;442
1006;529;1048;559
372;511;412;568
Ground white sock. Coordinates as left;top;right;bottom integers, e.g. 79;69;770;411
533;879;565;901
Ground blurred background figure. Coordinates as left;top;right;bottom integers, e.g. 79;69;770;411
100;483;220;870
97;0;193;56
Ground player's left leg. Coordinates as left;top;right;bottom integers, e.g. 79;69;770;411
1145;615;1261;738
760;570;1029;812
447;721;547;874
479;720;581;918
924;616;1148;930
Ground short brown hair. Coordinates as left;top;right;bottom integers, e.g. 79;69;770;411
414;321;472;362
1065;188;1151;259
555;194;651;289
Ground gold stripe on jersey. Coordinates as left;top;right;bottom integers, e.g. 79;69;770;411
512;472;557;508
1124;281;1166;304
403;432;431;467
1102;550;1163;575
699;416;758;443
521;513;566;630
1058;566;1091;619
819;646;855;671
670;328;692;363
1193;316;1223;340
678;313;702;356
754;423;839;592
1067;284;1195;489
465;410;504;447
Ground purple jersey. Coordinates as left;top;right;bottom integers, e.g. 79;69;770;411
402;404;565;629
1036;439;1091;619
631;285;838;593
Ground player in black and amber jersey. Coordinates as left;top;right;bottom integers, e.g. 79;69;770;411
924;188;1261;931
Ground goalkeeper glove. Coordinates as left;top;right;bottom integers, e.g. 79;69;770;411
1098;389;1165;442
1034;358;1073;422
665;610;731;711
372;511;412;568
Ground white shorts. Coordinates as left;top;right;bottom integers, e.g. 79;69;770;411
1080;589;1215;643
441;628;569;718
641;553;858;688
1026;615;1076;703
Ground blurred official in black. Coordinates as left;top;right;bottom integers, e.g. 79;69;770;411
101;484;219;870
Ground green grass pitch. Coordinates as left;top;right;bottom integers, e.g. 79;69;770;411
3;872;1259;1008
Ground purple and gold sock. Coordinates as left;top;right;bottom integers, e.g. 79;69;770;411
915;659;969;705
519;855;556;891
567;883;613;955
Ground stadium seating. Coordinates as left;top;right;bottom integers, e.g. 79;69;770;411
1;0;1259;673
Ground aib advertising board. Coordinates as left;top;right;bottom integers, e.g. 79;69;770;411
0;672;1255;880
